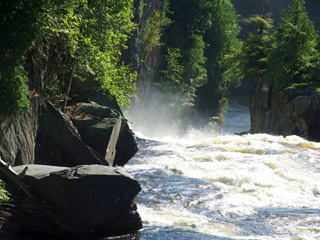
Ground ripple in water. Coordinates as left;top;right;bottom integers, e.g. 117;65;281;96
124;104;320;240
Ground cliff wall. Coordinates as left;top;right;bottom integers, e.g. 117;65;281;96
250;78;320;141
126;0;163;99
0;97;39;166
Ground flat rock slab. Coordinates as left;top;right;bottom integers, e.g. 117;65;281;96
13;164;142;234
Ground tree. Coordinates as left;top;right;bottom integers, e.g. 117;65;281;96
0;0;137;116
0;0;48;115
222;13;273;83
41;0;137;106
161;47;185;90
162;0;214;103
241;15;273;79
195;0;241;117
268;0;320;90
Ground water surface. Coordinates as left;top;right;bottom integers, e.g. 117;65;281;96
123;104;320;240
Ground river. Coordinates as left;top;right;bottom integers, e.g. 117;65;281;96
122;103;320;240
3;104;320;240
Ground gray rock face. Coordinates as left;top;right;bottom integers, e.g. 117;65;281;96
250;78;320;141
36;101;108;166
13;164;142;234
71;102;138;166
0;97;39;166
125;0;163;98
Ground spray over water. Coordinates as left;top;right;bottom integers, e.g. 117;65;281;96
123;96;320;239
126;85;212;139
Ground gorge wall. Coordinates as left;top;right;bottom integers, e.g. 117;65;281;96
126;0;163;103
0;97;39;166
250;78;320;141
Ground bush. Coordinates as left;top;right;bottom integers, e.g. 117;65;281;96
0;180;9;202
0;63;30;116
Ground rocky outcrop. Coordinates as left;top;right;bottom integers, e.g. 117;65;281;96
0;97;39;166
125;0;163;102
10;164;142;235
70;102;138;166
36;101;108;167
125;0;163;73
250;78;320;141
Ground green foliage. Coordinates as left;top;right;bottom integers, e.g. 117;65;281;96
42;0;137;106
0;0;47;115
0;64;30;115
246;16;273;30
221;0;320;98
161;47;184;86
195;0;241;115
182;34;207;91
285;82;313;90
0;0;137;112
162;0;216;104
160;35;207;104
0;180;9;202
268;0;320;90
159;0;242;116
241;16;273;78
223;14;273;82
166;0;214;37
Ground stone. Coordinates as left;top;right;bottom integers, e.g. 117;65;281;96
250;78;320;141
12;164;142;234
0;219;21;236
0;97;39;166
70;102;138;166
36;101;108;167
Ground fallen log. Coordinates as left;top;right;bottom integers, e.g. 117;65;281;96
105;115;122;166
0;157;34;199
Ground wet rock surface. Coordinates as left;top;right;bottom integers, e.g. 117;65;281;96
0;97;39;166
250;78;320;141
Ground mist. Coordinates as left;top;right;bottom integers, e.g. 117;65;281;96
123;84;219;139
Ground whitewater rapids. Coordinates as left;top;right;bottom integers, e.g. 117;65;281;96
124;104;320;240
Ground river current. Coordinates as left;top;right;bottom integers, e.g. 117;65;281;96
123;104;320;240
4;105;320;240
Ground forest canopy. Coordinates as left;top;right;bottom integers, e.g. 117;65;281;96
1;0;320;124
225;0;320;91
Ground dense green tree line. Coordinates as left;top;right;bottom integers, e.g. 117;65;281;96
196;0;240;118
2;0;320;126
154;0;240;123
154;0;320;126
157;0;320;124
226;0;320;91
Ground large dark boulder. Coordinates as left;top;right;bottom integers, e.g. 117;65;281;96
70;102;138;166
0;97;39;166
250;78;320;141
12;164;142;235
36;101;108;166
